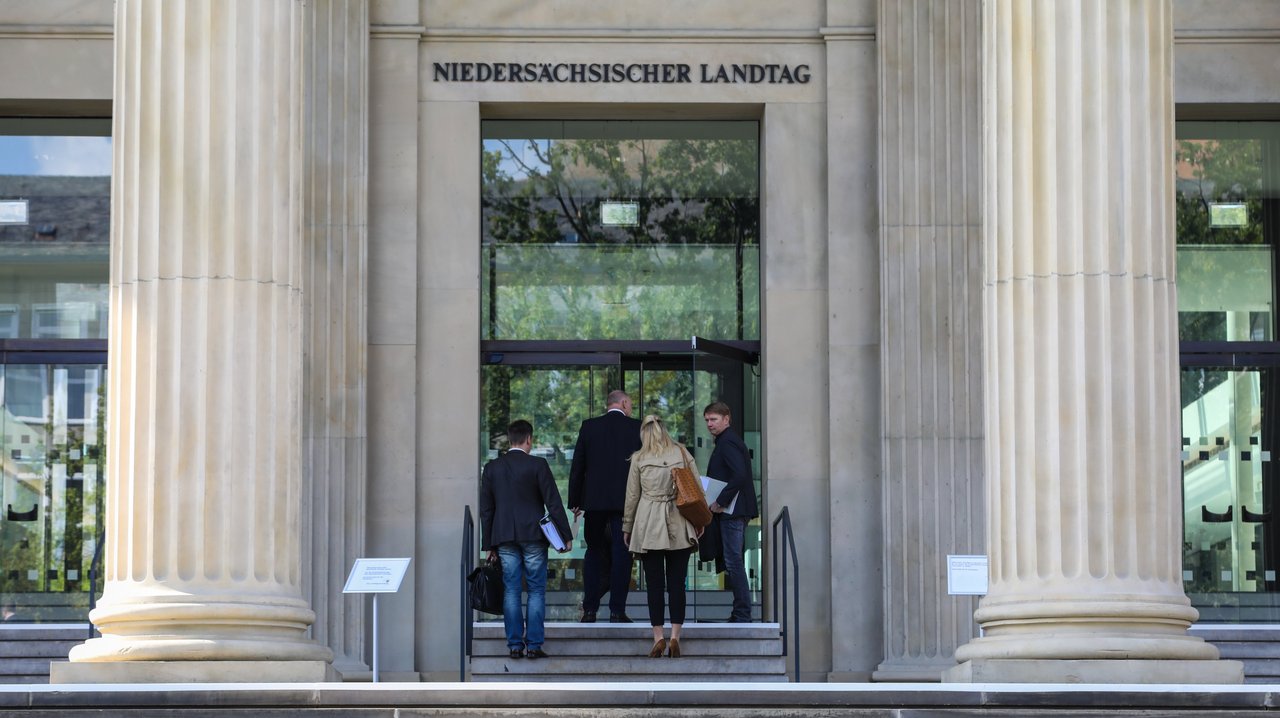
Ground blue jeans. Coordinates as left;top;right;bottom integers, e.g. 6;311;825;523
720;516;752;622
497;541;548;651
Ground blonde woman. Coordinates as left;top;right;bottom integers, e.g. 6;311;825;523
622;415;706;658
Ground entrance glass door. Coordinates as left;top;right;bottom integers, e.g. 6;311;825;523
479;342;761;621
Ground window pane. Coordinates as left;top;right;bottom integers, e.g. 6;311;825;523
481;120;760;341
0;120;111;340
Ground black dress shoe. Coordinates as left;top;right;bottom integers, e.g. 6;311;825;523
525;648;549;659
609;614;634;623
509;648;524;659
580;611;597;623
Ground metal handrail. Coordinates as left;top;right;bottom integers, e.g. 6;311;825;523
770;506;800;681
460;505;475;682
86;531;105;639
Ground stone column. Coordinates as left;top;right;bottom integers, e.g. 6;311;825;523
52;0;333;683
873;0;985;682
947;0;1239;684
300;0;369;677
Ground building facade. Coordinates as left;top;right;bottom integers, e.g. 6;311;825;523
0;0;1277;683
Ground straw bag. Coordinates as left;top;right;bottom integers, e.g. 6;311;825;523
672;449;712;529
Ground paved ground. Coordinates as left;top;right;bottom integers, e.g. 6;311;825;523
3;682;1280;716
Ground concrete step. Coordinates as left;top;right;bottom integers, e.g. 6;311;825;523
1213;642;1280;659
472;637;779;657
0;657;67;677
1238;658;1280;678
0;625;86;684
469;622;787;682
1190;625;1280;642
1190;625;1280;683
0;640;78;658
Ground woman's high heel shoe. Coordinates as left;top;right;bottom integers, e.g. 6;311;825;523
667;637;681;658
648;638;668;658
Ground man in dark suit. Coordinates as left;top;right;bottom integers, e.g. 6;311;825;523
480;419;572;659
704;401;758;623
567;390;642;622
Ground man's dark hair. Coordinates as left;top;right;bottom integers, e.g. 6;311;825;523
507;419;533;446
703;401;733;419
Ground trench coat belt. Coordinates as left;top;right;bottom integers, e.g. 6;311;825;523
641;491;675;502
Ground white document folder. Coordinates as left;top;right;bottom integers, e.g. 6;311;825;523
540;513;568;551
700;476;738;514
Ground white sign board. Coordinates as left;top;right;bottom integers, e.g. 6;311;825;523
600;201;639;226
343;558;411;593
946;554;988;596
0;199;28;225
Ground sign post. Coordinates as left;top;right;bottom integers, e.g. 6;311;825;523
343;558;411;683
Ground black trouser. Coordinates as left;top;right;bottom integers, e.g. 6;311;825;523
582;510;631;615
640;546;693;626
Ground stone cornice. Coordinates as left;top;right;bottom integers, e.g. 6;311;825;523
0;24;112;39
418;27;823;44
371;24;426;40
1174;28;1280;43
819;26;876;41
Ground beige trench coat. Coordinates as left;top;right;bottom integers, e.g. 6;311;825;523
622;443;701;554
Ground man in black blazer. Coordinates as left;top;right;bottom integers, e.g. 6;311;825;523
567;390;642;622
480;420;572;659
704;401;758;623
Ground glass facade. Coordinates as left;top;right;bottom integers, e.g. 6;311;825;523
479;120;764;621
1178;122;1280;621
0;118;110;623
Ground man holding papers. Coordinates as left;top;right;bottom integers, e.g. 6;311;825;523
479;420;572;659
704;401;758;623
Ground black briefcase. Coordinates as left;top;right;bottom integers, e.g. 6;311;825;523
467;556;505;616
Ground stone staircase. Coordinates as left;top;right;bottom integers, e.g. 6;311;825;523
469;622;787;682
0;624;83;684
1191;624;1280;684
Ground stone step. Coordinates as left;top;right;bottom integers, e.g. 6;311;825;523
0;640;77;659
470;654;786;680
472;622;781;640
472;637;779;657
472;670;789;683
1213;642;1280;660
1238;658;1280;678
469;621;787;682
0;626;90;641
1191;626;1280;642
0;657;67;677
0;626;88;684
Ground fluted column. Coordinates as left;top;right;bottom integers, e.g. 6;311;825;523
55;0;332;681
300;0;369;676
949;0;1238;683
874;0;985;682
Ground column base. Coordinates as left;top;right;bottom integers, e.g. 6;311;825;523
50;660;340;684
943;658;1243;685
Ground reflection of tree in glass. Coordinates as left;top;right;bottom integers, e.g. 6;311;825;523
1177;138;1263;247
1176;138;1271;351
482;133;760;341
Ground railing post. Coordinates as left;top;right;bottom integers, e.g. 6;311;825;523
770;507;799;682
460;505;474;682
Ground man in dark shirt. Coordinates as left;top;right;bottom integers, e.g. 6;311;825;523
704;401;758;623
480;420;572;658
567;390;642;622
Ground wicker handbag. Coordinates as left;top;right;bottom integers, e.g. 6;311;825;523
672;448;712;529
